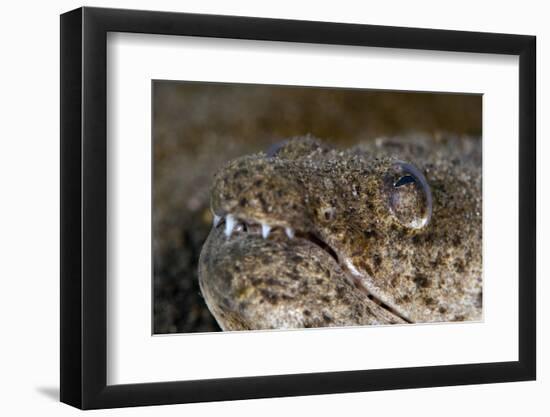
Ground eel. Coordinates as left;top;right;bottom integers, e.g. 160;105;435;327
198;135;482;330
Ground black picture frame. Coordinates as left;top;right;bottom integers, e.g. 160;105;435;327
60;6;536;410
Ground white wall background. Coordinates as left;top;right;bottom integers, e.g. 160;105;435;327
0;0;545;415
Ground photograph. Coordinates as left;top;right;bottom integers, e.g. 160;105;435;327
54;4;537;411
153;81;483;333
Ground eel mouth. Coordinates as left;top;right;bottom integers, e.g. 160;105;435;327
211;212;412;324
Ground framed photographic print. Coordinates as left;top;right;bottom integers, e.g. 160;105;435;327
60;6;536;409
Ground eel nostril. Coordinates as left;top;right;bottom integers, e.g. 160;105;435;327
265;140;289;157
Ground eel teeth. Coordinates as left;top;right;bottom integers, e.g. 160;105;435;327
220;214;293;240
285;227;295;239
225;215;236;237
261;223;272;239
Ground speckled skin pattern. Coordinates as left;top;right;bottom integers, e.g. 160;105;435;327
198;135;482;330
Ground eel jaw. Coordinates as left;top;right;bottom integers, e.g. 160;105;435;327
341;257;413;323
210;212;413;324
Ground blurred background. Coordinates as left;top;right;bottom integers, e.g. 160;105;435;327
153;81;482;334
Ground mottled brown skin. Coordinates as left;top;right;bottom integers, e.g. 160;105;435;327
199;135;482;330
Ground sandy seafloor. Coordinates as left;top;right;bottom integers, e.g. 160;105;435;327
153;81;482;334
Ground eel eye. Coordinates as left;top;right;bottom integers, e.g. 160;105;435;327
386;161;432;229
